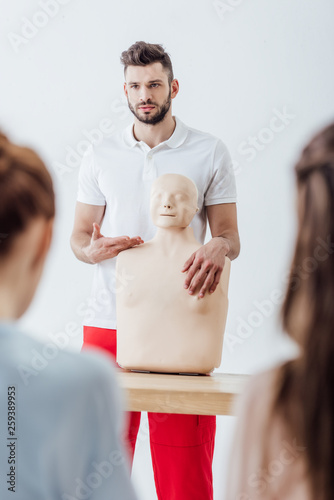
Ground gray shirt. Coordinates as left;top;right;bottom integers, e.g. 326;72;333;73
0;321;138;500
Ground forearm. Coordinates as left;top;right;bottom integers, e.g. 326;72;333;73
70;232;93;264
212;230;240;261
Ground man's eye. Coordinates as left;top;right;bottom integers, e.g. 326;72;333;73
131;85;138;89
151;84;159;87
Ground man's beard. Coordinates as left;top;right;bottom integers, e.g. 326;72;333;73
127;88;172;125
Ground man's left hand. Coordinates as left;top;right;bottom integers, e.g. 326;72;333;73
181;237;230;298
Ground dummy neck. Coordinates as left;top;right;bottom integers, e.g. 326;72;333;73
152;226;198;255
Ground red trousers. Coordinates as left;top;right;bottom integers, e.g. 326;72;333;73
82;326;216;500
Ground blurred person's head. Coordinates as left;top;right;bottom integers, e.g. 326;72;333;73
283;123;334;346
0;132;55;319
267;123;334;500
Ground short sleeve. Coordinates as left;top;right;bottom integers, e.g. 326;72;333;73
77;145;106;206
204;139;237;206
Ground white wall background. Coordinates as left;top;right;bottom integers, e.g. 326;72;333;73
1;0;334;498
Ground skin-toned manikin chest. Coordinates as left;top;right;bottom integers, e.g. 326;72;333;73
116;174;231;374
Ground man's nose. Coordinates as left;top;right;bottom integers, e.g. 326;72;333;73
139;89;153;103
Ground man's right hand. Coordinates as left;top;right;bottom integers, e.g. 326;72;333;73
83;222;144;264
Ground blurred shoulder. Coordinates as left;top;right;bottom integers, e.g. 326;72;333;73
1;324;118;394
49;345;118;394
234;364;283;422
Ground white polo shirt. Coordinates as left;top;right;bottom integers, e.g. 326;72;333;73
77;115;237;329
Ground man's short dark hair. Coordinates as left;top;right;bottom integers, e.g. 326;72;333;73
120;41;174;85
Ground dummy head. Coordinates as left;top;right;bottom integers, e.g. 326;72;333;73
150;174;199;228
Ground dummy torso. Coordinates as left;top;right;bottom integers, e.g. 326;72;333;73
116;174;230;374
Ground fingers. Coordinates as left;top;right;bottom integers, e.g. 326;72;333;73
198;269;221;299
121;237;144;249
102;236;143;247
112;237;144;255
183;260;200;290
187;263;212;295
102;236;129;246
89;234;144;263
185;261;223;298
121;236;144;248
209;268;223;294
181;254;195;273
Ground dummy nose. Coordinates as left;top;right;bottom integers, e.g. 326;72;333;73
163;201;173;209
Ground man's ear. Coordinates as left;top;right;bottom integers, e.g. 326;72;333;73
123;82;128;98
31;218;54;270
171;79;179;99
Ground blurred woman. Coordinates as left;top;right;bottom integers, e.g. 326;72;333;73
0;131;138;500
225;123;334;500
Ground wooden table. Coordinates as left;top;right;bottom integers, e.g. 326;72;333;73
116;370;249;416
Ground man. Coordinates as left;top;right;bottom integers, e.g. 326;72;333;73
70;41;240;500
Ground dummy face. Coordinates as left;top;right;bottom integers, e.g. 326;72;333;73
150;174;199;228
124;62;179;125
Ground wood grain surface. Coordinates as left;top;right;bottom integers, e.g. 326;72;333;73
116;370;249;416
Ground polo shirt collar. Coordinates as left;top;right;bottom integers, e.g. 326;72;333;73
123;115;188;150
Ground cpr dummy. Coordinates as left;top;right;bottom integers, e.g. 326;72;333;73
116;173;231;374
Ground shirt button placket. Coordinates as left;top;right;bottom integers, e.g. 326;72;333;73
143;152;156;181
